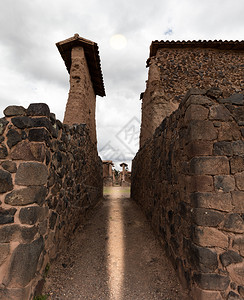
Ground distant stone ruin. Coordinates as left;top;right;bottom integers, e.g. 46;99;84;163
132;40;244;300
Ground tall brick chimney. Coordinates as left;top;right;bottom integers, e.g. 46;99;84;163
56;34;105;145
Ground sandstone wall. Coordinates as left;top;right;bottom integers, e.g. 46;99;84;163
140;47;244;147
132;89;244;299
0;103;103;300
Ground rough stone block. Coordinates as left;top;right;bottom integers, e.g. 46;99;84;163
0;144;8;158
206;87;223;99
11;116;33;129
230;156;244;174
5;186;47;206
232;140;244;156
193;226;228;248
227;261;244;286
226;105;244;123
222;213;244;233
5;236;44;287
238;286;244;298
6;129;22;148
27;103;50;117
0;208;17;224
184;104;209;123
11;140;45;162
186;140;213;158
19;206;43;225
1;160;17;173
0;118;8;135
209;105;232;121
213;141;233;156
187;175;213;192
192;285;223;300
214;175;235;192
32;117;53;132
0;169;13;193
231;191;244;212
49;211;58;230
233;235;244;256
0;243;10;265
220;250;243;267
3;105;26;117
15;162;48;186
218;122;241;141
219;93;244;105
28;128;50;143
227;291;242;299
192;208;224;227
191;192;233;212
187;120;217;141
190;156;229;175
193;273;230;291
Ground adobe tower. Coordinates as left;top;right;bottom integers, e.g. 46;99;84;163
56;34;105;145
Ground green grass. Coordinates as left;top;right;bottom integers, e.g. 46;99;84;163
33;295;48;300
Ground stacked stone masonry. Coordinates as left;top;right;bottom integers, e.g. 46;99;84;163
0;103;103;300
132;89;244;300
140;46;244;147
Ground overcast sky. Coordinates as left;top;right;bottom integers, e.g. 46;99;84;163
0;0;244;170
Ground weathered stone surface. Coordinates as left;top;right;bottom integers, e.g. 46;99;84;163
209;105;232;121
186;141;213;158
11;140;45;162
21;226;38;242
191;192;233;212
0;169;13;193
184;105;209;123
4;186;47;206
222;213;244;233
231;191;244;212
187;241;218;272
187;175;213;192
192;285;223;300
27;103;50;117
0;243;10;265
219;93;244;105
190;156;229;175
220;250;243;267
232;140;244;156
227;261;244;286
15;162;48;186
0;118;8;135
187;120;217;141
227;291;241;299
6;236;44;287
226;105;244;123
206;87;223;99
3;105;26;117
193;226;228;248
192;208;224;227
11;116;33;129
218;122;241;141
238;286;244;297
233;235;244;256
19;206;43;225
6;129;22;148
0;208;16;224
193;273;230;290
32;117;53;132
230;156;244;174
213;141;233;156
1;160;17;173
0;223;37;243
214;175;235;192
0;144;8;158
49;211;58;230
28;128;50;143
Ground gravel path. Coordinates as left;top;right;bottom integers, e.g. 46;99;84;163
44;187;190;300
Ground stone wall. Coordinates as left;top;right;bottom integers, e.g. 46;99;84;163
0;103;103;300
140;45;244;147
131;89;244;299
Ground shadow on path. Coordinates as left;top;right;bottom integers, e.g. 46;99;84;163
44;187;189;300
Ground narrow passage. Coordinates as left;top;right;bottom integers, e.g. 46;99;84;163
44;187;189;300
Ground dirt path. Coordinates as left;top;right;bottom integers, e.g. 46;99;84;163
44;187;189;300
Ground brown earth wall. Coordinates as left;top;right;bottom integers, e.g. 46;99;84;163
0;103;103;300
132;88;244;300
140;48;244;147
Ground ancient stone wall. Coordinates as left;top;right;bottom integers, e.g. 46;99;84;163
132;89;244;299
0;103;103;300
140;46;244;147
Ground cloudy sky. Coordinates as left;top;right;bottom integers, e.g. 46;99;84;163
0;0;244;170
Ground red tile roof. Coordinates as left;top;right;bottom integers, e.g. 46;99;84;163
56;34;105;97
